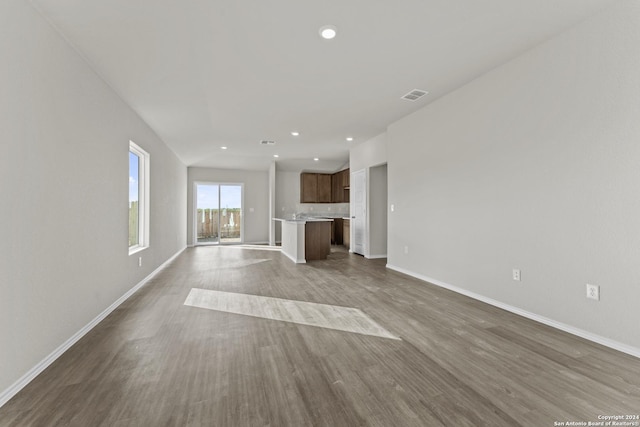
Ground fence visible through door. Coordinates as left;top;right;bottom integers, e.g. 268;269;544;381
195;183;243;244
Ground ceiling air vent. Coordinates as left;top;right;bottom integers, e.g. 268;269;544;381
259;140;276;145
401;89;428;101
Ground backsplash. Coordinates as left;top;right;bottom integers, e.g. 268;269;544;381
279;203;349;218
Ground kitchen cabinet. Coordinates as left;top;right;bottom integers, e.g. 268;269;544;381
341;169;350;188
342;169;350;203
331;173;340;203
343;218;350;249
275;218;332;263
305;221;331;261
300;173;318;203
300;169;349;203
318;174;332;203
330;169;350;203
332;173;345;203
331;218;344;245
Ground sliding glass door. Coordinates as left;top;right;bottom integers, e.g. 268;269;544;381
195;183;243;245
219;185;242;243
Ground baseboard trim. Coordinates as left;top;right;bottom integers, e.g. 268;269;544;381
386;264;640;359
366;254;387;259
0;246;187;409
280;250;306;264
188;241;269;248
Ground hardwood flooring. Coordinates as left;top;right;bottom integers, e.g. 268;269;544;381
1;246;639;426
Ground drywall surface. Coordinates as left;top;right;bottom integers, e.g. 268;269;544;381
350;134;388;258
350;133;387;172
387;1;640;349
0;0;187;395
187;167;270;245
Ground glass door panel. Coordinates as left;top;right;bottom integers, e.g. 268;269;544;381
220;185;242;243
196;184;220;244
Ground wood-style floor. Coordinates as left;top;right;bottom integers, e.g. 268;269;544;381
1;246;639;426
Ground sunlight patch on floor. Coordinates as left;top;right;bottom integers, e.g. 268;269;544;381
184;288;400;340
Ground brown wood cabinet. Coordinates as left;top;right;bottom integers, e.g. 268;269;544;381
331;173;341;203
317;174;332;203
301;169;350;203
340;169;350;202
300;173;318;203
343;218;350;249
342;169;350;188
304;221;331;261
333;218;343;245
330;169;350;203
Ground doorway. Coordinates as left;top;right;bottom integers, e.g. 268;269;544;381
351;169;366;255
195;183;243;245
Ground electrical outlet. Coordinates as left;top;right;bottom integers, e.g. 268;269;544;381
586;284;600;301
138;257;142;267
404;246;409;254
512;269;521;281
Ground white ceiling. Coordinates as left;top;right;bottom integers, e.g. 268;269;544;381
31;0;613;172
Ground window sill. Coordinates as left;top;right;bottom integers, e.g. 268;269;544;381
129;245;148;256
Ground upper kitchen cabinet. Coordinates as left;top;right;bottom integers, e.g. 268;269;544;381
318;174;332;203
333;169;350;203
300;173;318;203
331;173;342;203
341;168;350;189
301;169;349;203
300;172;332;203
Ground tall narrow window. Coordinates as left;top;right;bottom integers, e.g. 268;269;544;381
129;141;149;253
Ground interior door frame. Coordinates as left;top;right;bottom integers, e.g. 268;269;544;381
350;169;366;255
193;181;244;246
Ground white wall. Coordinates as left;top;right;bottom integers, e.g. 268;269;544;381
0;0;187;398
350;133;389;258
350;133;387;173
187;167;270;245
275;171;300;221
387;1;640;351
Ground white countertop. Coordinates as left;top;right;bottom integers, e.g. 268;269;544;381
272;217;334;223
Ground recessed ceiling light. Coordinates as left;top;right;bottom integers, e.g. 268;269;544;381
273;154;279;158
221;146;228;150
314;158;319;161
291;131;300;136
319;25;337;40
346;137;354;142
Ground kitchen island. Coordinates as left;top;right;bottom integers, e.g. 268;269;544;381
273;218;333;263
